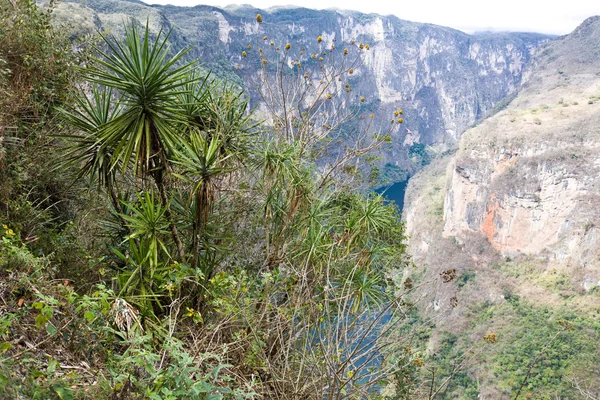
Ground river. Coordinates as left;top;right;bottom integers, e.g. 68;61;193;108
375;179;409;212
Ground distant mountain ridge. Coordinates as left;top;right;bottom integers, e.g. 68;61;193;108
52;0;553;177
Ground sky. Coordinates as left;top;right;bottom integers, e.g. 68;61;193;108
141;0;600;35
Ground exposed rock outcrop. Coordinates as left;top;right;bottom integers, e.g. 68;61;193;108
55;0;552;171
401;18;600;397
442;16;600;270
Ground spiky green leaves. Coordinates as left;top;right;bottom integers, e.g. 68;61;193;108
178;77;257;159
86;20;197;177
57;87;122;189
121;190;171;267
174;132;230;229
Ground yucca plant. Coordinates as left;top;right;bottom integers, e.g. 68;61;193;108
175;75;255;268
88;21;195;177
115;191;171;315
200;83;257;157
344;193;396;251
120;190;171;270
85;20;198;260
343;266;386;312
114;238;164;315
177;71;213;131
250;140;311;268
293;192;333;266
178;74;256;145
57;86;125;212
173;131;230;267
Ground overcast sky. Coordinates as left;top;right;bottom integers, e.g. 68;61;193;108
141;0;600;35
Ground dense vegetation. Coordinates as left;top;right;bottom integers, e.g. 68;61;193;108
430;296;600;398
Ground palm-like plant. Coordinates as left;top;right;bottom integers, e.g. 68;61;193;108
177;71;212;131
251;140;306;267
343;266;385;312
201;83;257;156
113;191;171;315
85;21;198;260
58;87;123;211
175;75;255;267
114;238;164;314
344;193;396;251
294;192;333;266
178;75;257;159
174;131;230;267
88;22;195;177
120;190;171;270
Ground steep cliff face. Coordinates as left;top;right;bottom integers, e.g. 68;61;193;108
401;17;600;398
443;16;600;271
56;0;551;171
190;9;548;149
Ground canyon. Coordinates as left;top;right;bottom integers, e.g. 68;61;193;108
44;2;600;396
53;0;552;174
403;16;600;397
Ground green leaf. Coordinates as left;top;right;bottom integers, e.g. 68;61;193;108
84;311;95;323
47;357;58;375
52;384;74;400
35;314;48;329
46;323;57;335
31;301;44;310
0;342;12;353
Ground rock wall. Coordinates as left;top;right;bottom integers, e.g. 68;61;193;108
56;0;552;171
439;16;600;279
401;17;600;398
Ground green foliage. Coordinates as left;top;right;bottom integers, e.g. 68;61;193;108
173;131;230;265
0;237;255;399
58;86;123;189
431;299;600;399
121;191;171;267
29;15;413;399
86;21;196;177
0;0;95;281
7;4;594;400
374;163;409;187
0;236;103;398
0;0;81;127
408;142;430;167
106;335;256;399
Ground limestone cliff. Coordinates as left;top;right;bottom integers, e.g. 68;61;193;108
442;16;600;279
404;17;600;317
401;17;600;398
53;0;551;172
